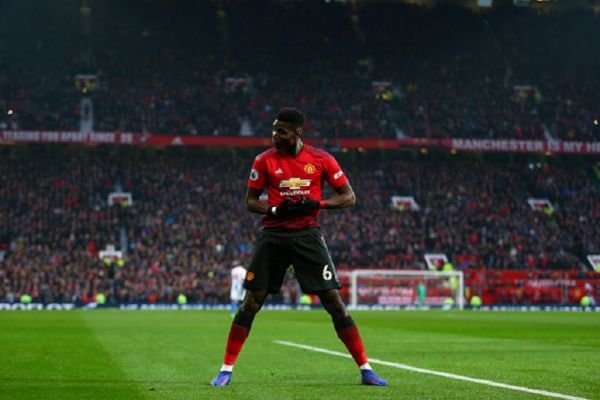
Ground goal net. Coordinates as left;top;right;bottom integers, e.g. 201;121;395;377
349;269;464;310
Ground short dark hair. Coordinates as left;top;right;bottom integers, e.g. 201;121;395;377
277;107;305;128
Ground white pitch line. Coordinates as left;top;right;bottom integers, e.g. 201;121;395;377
274;340;588;400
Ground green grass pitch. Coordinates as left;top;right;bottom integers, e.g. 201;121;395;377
1;310;599;400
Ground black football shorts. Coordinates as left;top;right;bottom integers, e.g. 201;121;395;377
244;228;341;294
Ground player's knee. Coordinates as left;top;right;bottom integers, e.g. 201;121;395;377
318;289;340;304
241;301;261;314
240;291;267;314
318;291;347;319
326;305;347;321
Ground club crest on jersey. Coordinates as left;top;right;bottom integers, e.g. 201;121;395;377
246;272;255;281
279;177;311;190
304;163;316;174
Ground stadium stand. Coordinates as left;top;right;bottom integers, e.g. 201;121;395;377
1;1;598;139
1;146;597;304
0;1;598;306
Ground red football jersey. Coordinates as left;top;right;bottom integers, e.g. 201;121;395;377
247;144;349;229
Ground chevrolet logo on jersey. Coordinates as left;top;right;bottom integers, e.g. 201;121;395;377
279;177;311;190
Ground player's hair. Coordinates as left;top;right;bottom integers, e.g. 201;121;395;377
277;107;305;128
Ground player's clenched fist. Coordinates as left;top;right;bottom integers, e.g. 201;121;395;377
267;199;294;217
288;197;320;212
268;198;321;217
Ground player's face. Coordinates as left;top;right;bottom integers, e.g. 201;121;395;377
272;119;299;151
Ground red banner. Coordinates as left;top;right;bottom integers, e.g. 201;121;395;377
0;131;140;145
1;131;598;155
145;135;271;147
446;138;600;155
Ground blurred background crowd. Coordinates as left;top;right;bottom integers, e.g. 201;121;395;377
1;0;598;139
1;147;598;303
0;0;598;305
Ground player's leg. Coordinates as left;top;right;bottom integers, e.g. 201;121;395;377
291;230;387;386
317;289;387;386
211;289;268;386
227;290;268;366
212;232;290;386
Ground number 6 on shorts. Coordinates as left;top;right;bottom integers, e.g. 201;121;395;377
322;264;332;281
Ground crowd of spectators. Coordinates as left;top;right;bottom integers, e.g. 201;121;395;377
1;1;598;140
331;154;599;271
0;147;598;304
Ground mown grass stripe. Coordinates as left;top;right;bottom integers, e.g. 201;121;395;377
275;340;588;400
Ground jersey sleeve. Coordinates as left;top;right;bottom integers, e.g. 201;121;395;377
324;154;349;189
247;154;268;190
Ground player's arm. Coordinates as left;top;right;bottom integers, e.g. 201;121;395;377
246;155;271;215
290;182;356;213
320;154;354;210
245;187;295;216
323;182;356;209
245;187;269;215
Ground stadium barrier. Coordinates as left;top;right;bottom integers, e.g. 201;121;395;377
1;303;599;312
1;131;599;154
